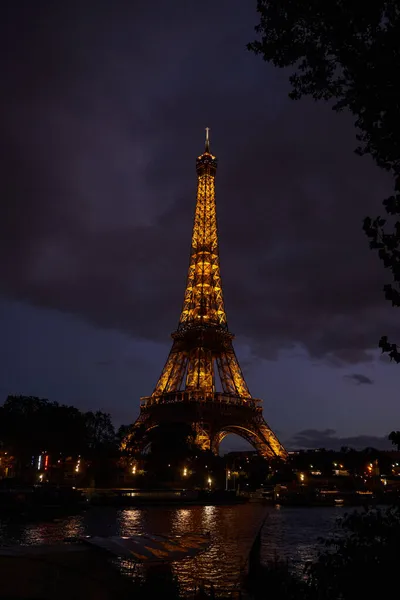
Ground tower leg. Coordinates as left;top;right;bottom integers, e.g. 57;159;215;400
123;404;287;461
210;417;286;460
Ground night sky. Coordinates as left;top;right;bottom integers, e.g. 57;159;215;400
1;0;398;452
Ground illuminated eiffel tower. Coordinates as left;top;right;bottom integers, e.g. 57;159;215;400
127;130;287;460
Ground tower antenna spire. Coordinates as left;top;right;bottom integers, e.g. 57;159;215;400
205;127;210;152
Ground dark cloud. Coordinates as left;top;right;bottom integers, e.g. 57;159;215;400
344;373;374;385
288;429;391;451
0;0;397;365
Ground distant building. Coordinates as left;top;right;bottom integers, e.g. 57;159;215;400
225;451;258;460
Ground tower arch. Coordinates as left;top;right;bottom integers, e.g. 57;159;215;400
211;425;280;459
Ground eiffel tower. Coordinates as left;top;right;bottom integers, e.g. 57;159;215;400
127;130;287;460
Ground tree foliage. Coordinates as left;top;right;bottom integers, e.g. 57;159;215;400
0;395;87;461
308;506;400;599
144;422;197;482
248;506;400;599
248;0;400;359
84;411;116;454
0;395;117;468
388;430;400;450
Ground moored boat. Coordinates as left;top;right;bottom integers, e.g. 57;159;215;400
0;532;212;599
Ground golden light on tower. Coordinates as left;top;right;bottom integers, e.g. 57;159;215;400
151;127;252;399
126;130;287;462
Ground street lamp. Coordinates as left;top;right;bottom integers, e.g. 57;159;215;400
207;476;212;488
225;468;231;491
183;467;187;477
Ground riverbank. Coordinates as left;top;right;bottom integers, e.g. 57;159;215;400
0;484;87;518
81;488;249;507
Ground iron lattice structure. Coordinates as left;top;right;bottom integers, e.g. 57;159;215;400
127;130;287;460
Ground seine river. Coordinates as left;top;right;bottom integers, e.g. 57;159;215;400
0;504;346;594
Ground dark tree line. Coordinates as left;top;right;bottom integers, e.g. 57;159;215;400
248;0;400;360
0;396;224;486
0;395;125;480
389;430;400;450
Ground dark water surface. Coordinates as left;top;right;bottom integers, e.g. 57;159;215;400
0;504;345;593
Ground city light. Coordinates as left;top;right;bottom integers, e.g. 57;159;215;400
183;467;187;477
132;465;137;475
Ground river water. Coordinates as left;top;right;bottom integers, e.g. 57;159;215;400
0;504;346;594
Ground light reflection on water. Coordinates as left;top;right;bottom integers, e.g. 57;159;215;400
0;504;345;594
174;508;191;530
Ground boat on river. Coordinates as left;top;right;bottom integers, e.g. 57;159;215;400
0;532;212;599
